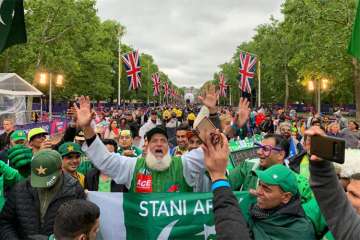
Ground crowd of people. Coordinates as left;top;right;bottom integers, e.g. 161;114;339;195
0;86;359;239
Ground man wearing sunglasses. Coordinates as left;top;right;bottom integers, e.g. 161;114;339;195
228;133;313;203
228;134;290;192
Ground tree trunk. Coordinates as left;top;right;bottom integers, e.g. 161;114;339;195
354;59;360;121
284;64;289;110
3;49;9;72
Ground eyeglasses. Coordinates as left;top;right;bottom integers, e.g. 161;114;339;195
33;134;47;140
254;142;282;156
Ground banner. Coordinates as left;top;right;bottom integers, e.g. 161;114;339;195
0;119;68;136
87;191;254;240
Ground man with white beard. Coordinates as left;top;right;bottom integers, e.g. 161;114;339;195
76;96;209;192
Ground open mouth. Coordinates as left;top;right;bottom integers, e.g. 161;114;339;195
155;149;163;154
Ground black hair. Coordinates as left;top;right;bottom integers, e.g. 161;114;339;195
53;200;100;239
102;138;118;150
264;133;290;158
349;120;359;130
176;123;189;132
108;119;118;131
311;118;322;126
350;173;360;181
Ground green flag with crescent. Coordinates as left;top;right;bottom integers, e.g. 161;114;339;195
0;0;27;53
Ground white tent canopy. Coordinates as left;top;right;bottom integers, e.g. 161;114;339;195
0;73;43;96
0;73;43;125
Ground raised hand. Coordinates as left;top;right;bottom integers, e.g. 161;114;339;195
237;97;250;128
74;96;92;129
198;84;219;114
304;126;326;161
201;129;229;181
40;139;53;150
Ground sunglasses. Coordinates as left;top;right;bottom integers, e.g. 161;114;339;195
32;134;48;140
254;142;283;156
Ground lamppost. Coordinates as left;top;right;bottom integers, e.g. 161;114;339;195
308;78;329;113
39;72;63;121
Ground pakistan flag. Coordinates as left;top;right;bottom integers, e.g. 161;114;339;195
87;191;255;240
0;0;27;53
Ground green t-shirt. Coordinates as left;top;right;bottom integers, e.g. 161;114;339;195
129;157;192;193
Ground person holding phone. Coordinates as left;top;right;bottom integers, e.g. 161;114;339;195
203;130;315;240
307;127;360;239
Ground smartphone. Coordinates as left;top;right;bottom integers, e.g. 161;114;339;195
194;117;217;143
310;135;345;164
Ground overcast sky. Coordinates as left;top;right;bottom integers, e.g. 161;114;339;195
96;0;283;88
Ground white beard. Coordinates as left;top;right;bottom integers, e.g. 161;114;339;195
145;151;172;171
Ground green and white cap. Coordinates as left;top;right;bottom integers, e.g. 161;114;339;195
31;149;62;188
255;164;298;195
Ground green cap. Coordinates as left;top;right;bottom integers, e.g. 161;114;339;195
255;164;298;195
31;149;62;188
58;142;82;157
28;128;48;141
10;130;27;142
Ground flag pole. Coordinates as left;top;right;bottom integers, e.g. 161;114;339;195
147;61;150;105
258;59;261;107
118;31;122;107
159;80;162;105
229;87;232;106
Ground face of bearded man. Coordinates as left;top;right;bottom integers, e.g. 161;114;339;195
145;133;172;171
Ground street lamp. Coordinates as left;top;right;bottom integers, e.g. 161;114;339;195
308;78;329;113
39;72;63;121
308;81;315;91
322;78;329;90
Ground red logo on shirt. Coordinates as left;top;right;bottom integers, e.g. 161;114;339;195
136;172;152;193
167;184;179;192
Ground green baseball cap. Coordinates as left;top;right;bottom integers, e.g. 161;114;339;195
58;142;82;157
255;164;298;195
28;128;48;141
10;130;27;142
31;149;62;188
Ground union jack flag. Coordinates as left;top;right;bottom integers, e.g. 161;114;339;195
239;51;257;94
151;73;161;96
219;73;227;97
171;87;176;98
163;82;169;96
122;50;142;90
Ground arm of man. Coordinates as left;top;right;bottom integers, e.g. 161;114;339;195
82;135;137;190
75;96;137;190
310;159;360;239
213;186;251;240
52;125;77;151
182;147;205;188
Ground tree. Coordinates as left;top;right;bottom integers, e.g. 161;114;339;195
214;0;358;113
0;0;176;104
